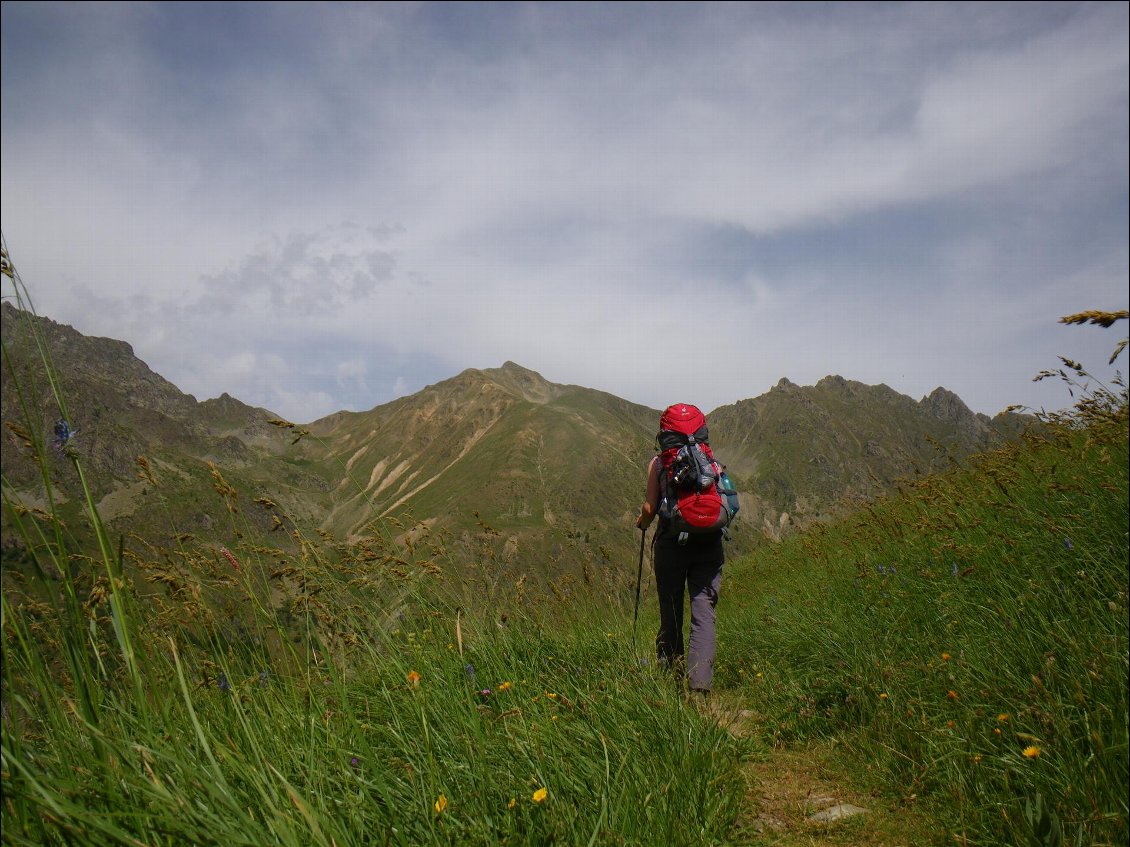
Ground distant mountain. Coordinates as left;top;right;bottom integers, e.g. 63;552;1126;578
709;375;1028;533
1;304;1030;574
291;361;660;565
1;302;292;545
281;362;762;572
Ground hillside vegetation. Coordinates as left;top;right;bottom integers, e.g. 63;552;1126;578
3;296;1032;581
2;251;1126;845
719;373;1128;844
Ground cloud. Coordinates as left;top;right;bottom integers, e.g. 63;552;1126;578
2;2;1126;424
199;226;400;313
335;359;369;394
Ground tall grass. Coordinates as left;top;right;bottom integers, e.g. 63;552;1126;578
719;330;1129;846
4;238;1126;845
1;245;745;846
2;591;745;845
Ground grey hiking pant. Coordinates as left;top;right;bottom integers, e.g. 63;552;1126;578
653;533;724;691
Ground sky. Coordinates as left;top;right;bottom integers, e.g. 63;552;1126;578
2;2;1127;424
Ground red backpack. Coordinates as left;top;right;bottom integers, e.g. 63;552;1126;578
655;404;736;543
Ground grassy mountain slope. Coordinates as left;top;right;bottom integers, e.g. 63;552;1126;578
718;394;1128;845
296;362;660;572
709;374;1028;533
4;304;1027;577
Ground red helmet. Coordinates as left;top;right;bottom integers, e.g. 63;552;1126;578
660;403;706;436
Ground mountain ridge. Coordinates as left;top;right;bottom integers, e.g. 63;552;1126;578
2;303;1030;572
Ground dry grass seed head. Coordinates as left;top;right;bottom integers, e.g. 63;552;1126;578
1058;310;1129;328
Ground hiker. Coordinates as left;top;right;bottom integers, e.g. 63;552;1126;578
636;403;732;696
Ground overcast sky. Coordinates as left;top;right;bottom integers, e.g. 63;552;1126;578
2;2;1127;423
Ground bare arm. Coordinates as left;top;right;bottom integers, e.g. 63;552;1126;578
636;456;661;529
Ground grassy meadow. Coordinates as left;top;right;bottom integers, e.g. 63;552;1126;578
2;257;1127;846
719;386;1128;845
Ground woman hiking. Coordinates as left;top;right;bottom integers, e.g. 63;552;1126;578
636;403;731;697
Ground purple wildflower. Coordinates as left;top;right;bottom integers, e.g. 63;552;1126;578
1063;538;1074;551
217;673;230;693
52;419;78;451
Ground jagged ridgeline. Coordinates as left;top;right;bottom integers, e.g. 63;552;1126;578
1;301;1030;577
709;375;1029;530
1;301;304;553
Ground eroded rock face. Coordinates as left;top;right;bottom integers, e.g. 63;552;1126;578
920;386;990;439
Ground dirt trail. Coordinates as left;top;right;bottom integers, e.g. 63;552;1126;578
703;696;937;846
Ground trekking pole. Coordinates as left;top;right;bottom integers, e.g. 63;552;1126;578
632;525;647;645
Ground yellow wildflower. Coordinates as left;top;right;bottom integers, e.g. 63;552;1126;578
941;652;951;661
1022;746;1041;758
997;713;1009;722
507;797;516;809
498;681;512;692
434;794;448;814
879;692;889;699
407;670;421;688
532;787;548;804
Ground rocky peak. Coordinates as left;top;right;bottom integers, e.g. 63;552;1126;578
921;387;973;422
920;387;990;440
484;361;561;404
817;374;862;398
